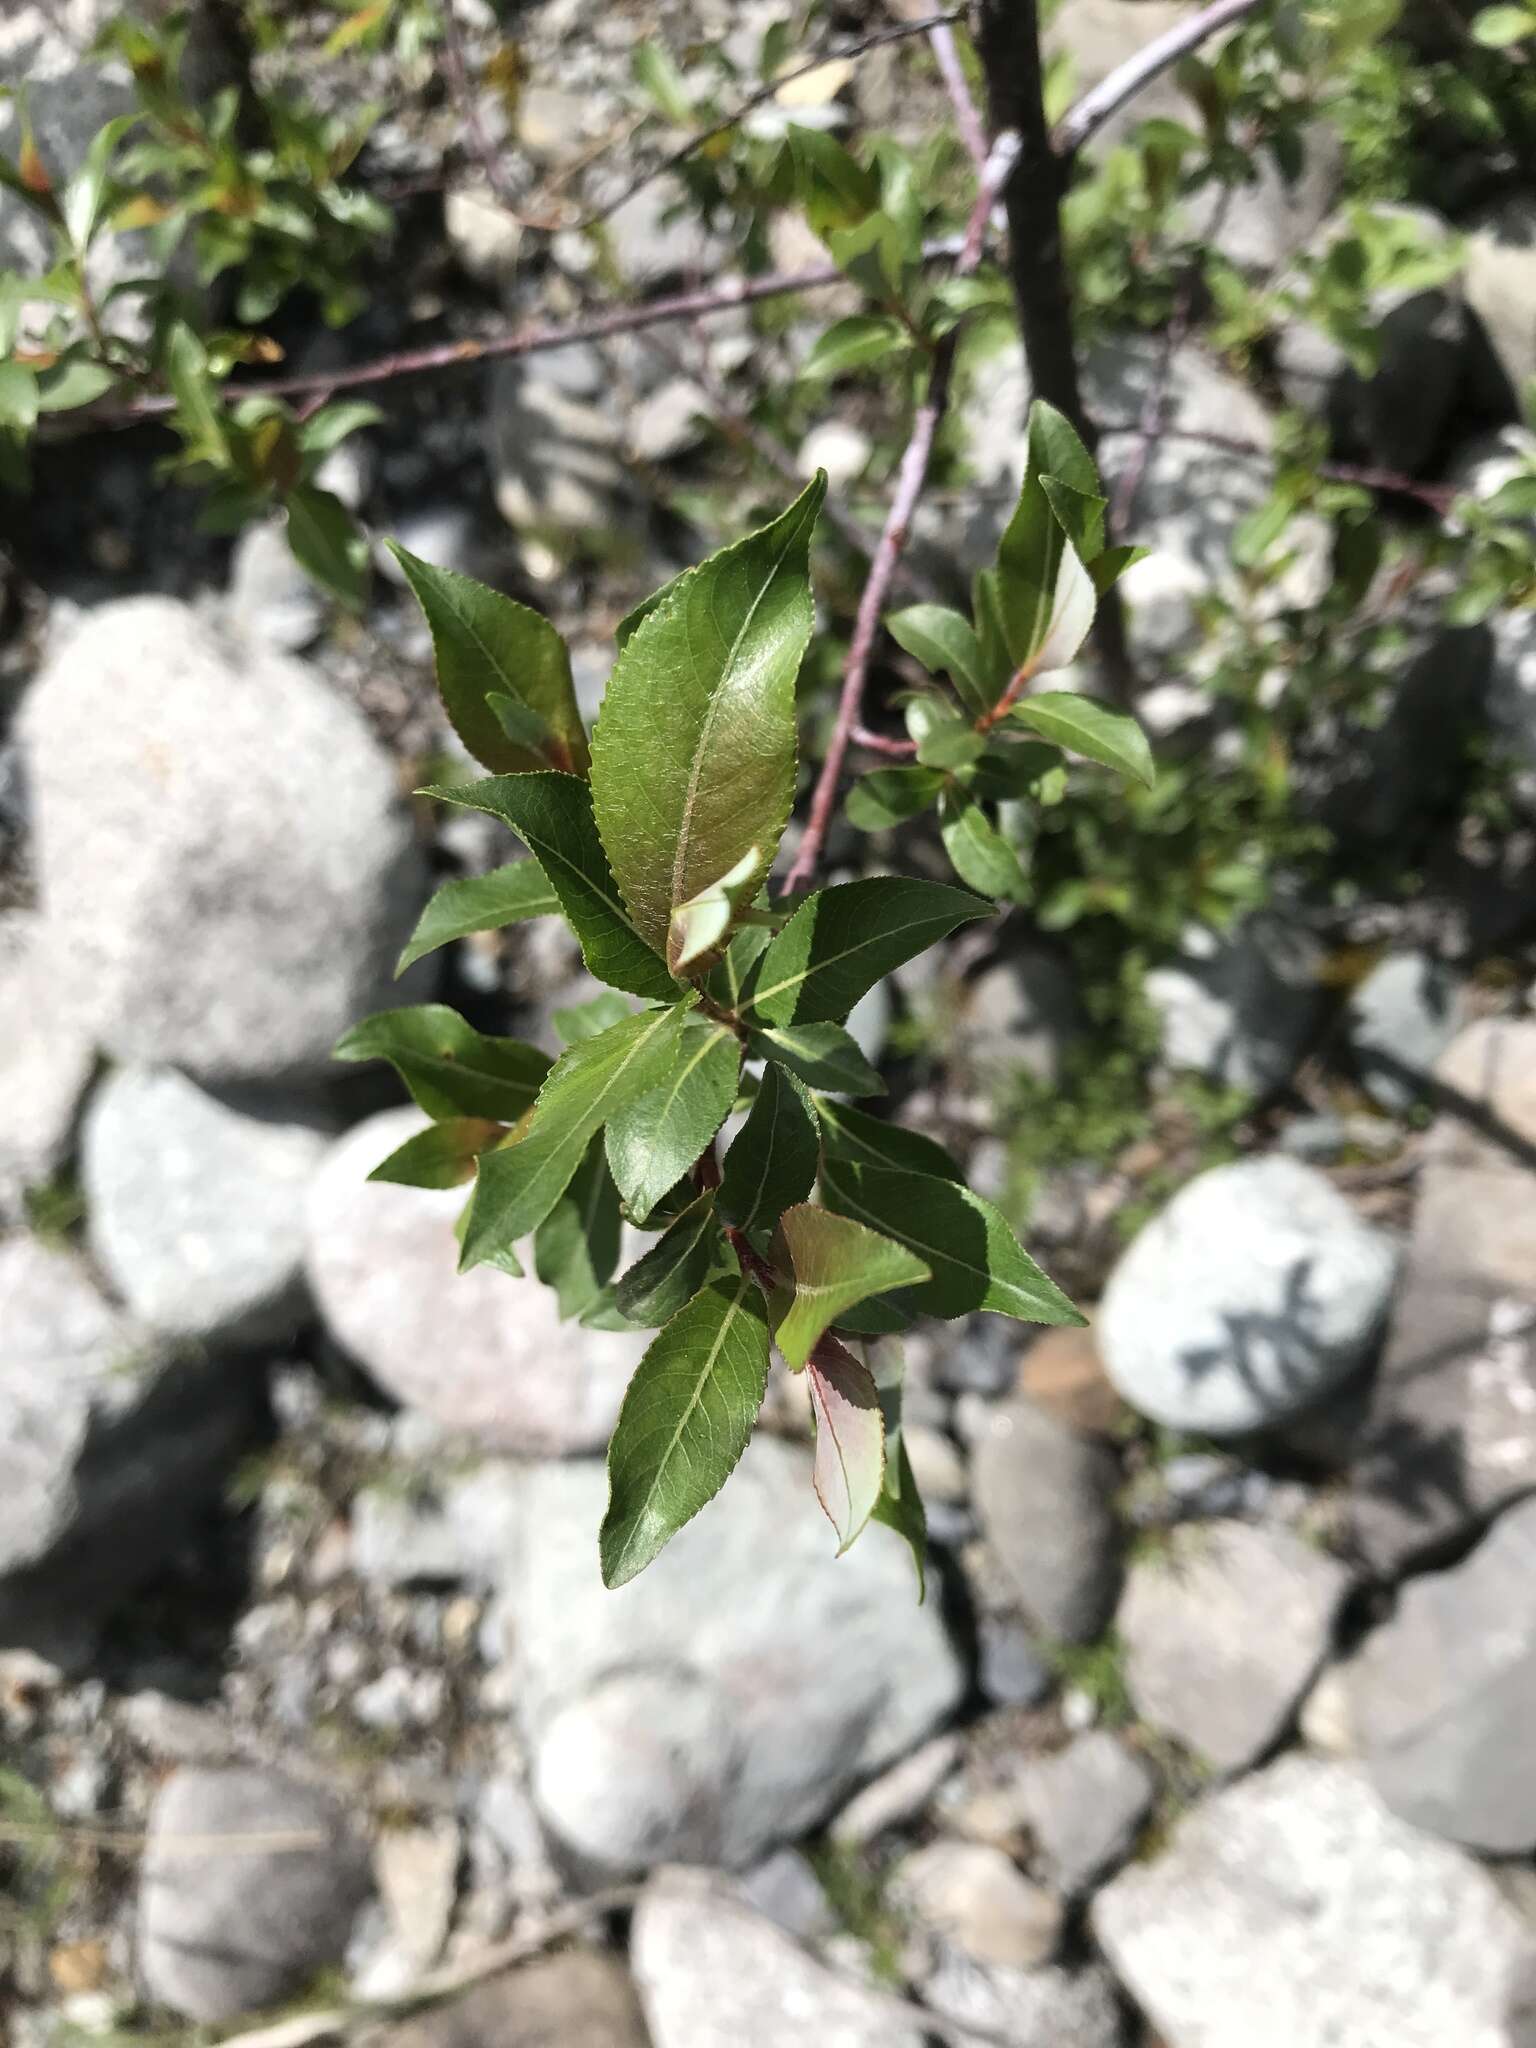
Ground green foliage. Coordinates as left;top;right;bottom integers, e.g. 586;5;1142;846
366;440;1146;1586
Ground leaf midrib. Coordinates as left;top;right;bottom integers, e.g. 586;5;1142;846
751;909;968;1013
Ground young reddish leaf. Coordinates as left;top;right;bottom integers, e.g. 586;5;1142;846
426;773;677;1002
589;474;825;959
605;1018;741;1223
600;1274;771;1586
388;543;588;776
396;860;559;976
459;1000;693;1270
820;1157;1084;1326
770;1204;929;1371
333;1005;550;1122
807;1337;886;1554
749;877;990;1027
720;1064;820;1250
867;1337;927;1597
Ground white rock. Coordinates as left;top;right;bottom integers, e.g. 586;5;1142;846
227;519;325;653
0;916;94;1220
1099;1156;1399;1435
83;1066;327;1346
306;1107;643;1452
1093;1755;1536;2048
445;184;523;287
1144;916;1323;1096
894;1840;1061;1970
19;599;425;1084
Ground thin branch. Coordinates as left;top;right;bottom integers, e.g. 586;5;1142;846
437;0;516;209
1053;0;1266;157
782;131;1021;894
916;6;989;172
851;723;918;757
1099;420;1459;515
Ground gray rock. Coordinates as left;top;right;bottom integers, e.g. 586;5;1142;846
227;519;325;653
830;1734;963;1849
82;1065;327;1346
631;1866;924;2048
444;184;523;290
625;376;708;464
1092;1755;1536;2048
1099;1156;1399;1436
1345;951;1465;1112
0;916;95;1221
491;364;637;545
948;952;1080;1092
970;1398;1121;1645
1015;1731;1155;1895
1351;1494;1536;1852
19;599;425;1084
0;1235;264;1649
918;1952;1123;2048
603;182;731;287
351;1463;525;1587
1352;1019;1536;1570
487;1434;964;1873
895;1840;1061;1971
378;1950;647;2048
1144;916;1324;1097
977;1616;1053;1709
136;1766;371;2022
735;1849;836;1941
1119;1520;1350;1773
306;1108;642;1453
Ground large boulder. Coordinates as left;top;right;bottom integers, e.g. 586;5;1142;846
1092;1755;1536;2048
485;1434;964;1873
0;914;95;1222
1352;1019;1536;1570
305;1107;642;1452
1118;1520;1352;1773
1099;1156;1399;1437
19;598;425;1085
1351;1494;1536;1853
631;1866;924;2048
136;1766;371;2022
0;1234;265;1650
1345;950;1466;1113
83;1065;328;1346
1144;915;1324;1097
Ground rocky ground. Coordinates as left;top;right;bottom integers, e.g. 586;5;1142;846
6;2;1536;2047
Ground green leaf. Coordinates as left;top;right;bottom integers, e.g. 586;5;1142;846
785;125;879;239
600;1273;770;1586
388;543;589;776
459;1001;693;1268
1089;543;1150;595
553;992;635;1045
614;1191;730;1326
426;773;677;1002
605;1018;741;1223
845;765;946;831
165;321;228;467
886;604;992;717
939;789;1031;900
0;361;38;433
62;113;136;252
285;484;370;611
806;1337;886;1554
1040;476;1107;562
802;313;908;380
995;400;1101;671
368;1117;505;1189
967;739;1061;802
749;877;990;1026
1010;691;1155;786
632;41;694;122
749;1021;885;1096
670;848;763;976
333;1006;550;1121
1472;5;1536;44
298;400;383;456
590;474;825;958
720;1063;820;1250
914;715;986;772
771;1204;929;1371
396;859;558;975
973;566;1014;693
34;355;115;413
821;1158;1084;1326
867;1337;927;1597
534;1135;622;1320
814;1097;964;1182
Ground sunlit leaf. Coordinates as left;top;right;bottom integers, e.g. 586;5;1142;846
396;859;559;975
720;1061;820;1250
749;877;990;1026
334;1006;549;1122
605;1018;741;1222
807;1336;886;1553
771;1204;928;1370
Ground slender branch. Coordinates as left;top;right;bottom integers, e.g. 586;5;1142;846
1099;421;1459;515
437;0;516;209
852;723;918;757
782;131;1020;895
919;11;989;172
1053;0;1267;157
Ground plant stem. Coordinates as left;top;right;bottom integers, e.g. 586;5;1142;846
1052;0;1267;158
781;130;1019;895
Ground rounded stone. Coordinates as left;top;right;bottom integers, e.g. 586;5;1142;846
1098;1156;1399;1435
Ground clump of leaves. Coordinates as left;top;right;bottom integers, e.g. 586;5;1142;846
336;404;1152;1592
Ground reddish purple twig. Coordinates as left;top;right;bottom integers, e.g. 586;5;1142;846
1053;0;1266;157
